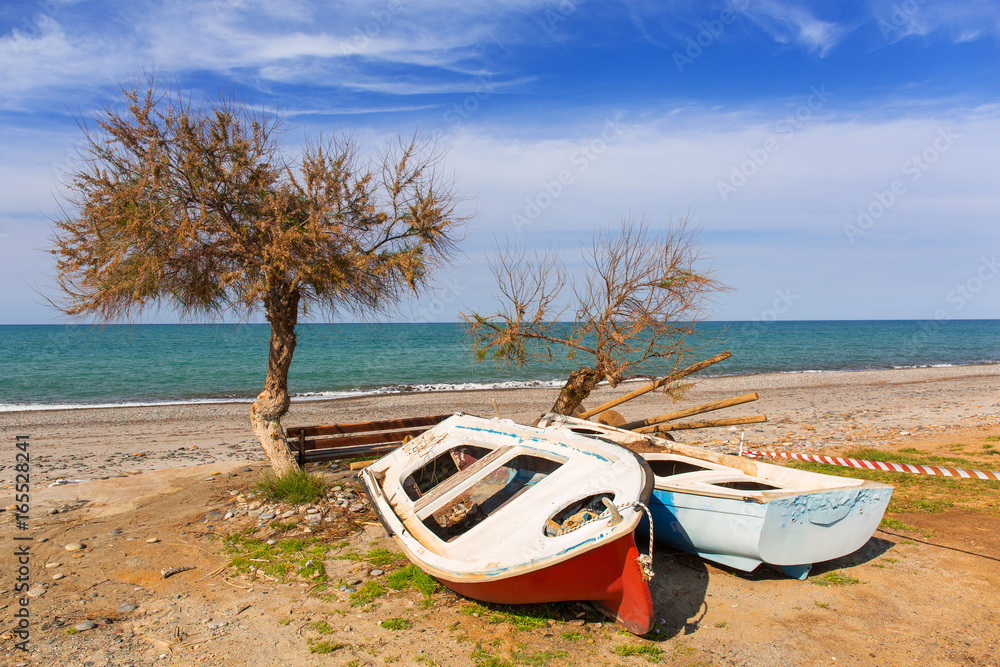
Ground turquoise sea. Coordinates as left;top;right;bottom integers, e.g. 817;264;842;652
0;320;997;411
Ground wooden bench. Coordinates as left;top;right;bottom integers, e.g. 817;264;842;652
286;414;451;468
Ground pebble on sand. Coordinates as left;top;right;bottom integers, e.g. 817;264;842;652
146;537;160;543
75;620;97;631
65;542;86;552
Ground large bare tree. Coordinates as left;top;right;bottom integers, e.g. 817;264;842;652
51;77;463;475
465;218;722;418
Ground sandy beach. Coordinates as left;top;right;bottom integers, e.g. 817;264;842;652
2;364;1000;666
3;364;999;484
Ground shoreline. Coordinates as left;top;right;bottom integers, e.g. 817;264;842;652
3;361;999;414
2;364;998;488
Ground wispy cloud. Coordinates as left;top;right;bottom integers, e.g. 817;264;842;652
0;0;565;111
870;0;1000;44
736;0;850;56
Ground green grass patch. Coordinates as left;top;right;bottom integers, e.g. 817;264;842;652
310;620;334;635
363;547;406;567
814;601;830;609
349;580;387;607
985;436;999;442
880;517;919;532
380;618;411;631
714;620;729;629
270;522;297;532
811;571;862;587
643;620;674;641
515;649;569;666
385;564;439;596
908;498;954;513
611;644;663;663
674;642;695;655
224;535;328;582
560;631;582;641
471;647;514;667
308;640;343;654
252;468;326;505
460;602;548;631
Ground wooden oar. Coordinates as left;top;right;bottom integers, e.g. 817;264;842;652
619;392;759;431
639;414;766;433
577;350;732;420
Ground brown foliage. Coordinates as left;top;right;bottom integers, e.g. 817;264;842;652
51;75;464;473
464;217;723;416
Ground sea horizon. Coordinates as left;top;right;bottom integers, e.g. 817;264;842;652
2;320;998;412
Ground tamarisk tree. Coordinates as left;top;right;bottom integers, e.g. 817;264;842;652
464;218;722;418
51;78;463;475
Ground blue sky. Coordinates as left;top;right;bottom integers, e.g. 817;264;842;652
1;0;998;324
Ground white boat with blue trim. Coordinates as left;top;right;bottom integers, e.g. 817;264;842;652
538;414;893;580
359;413;657;633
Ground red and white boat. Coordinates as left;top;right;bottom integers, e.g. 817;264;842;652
359;413;656;634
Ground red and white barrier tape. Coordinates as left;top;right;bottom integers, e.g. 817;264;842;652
740;450;1000;481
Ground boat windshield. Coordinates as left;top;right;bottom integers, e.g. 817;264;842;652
422;455;563;542
402;445;493;501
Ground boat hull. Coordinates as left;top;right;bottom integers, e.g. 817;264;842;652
438;532;654;635
646;484;893;579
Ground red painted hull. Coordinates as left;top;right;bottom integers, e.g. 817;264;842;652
437;532;654;635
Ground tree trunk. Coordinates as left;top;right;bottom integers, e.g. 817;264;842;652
249;286;300;476
548;367;604;417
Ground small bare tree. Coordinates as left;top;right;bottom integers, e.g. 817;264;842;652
51;75;463;475
465;217;722;418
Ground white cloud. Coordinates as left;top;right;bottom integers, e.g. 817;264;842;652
736;1;850;55
0;0;567;111
872;0;1000;44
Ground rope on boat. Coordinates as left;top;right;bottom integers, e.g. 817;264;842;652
556;500;656;581
614;501;655;581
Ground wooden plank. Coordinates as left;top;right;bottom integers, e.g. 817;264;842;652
577;351;733;419
620;392;759;431
640;414;767;433
303;443;400;462
349;460;376;471
287;414;450;438
303;427;431;451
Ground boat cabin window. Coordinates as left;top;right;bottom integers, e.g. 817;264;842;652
647;459;713;477
545;493;616;537
422;455;562;542
713;481;781;491
402;445;493;501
